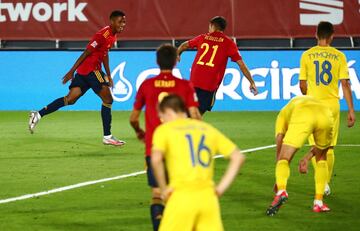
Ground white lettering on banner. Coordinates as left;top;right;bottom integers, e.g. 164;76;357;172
246;68;268;100
299;0;343;25
32;3;52;22
0;0;87;22
216;68;242;100
110;60;360;103
68;0;87;21
4;2;32;21
282;68;302;99
270;61;280;100
53;2;68;22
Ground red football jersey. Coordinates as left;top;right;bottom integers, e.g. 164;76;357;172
188;31;242;91
77;26;116;75
133;73;199;156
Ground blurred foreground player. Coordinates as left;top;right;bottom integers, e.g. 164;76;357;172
299;21;356;195
266;96;334;216
177;16;258;114
152;94;245;231
129;44;201;231
29;11;126;146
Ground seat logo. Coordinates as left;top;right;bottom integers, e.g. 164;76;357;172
299;0;344;25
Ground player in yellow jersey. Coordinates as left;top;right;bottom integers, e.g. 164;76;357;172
266;96;334;215
151;94;246;231
299;21;356;195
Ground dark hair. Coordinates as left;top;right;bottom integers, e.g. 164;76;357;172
317;21;334;39
110;10;125;20
159;94;187;113
210;16;227;31
156;44;177;70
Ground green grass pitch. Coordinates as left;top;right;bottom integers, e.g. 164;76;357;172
0;111;359;231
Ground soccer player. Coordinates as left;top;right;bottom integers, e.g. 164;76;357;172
299;21;356;195
151;94;246;231
177;16;258;114
129;44;201;231
266;95;334;216
28;11;126;146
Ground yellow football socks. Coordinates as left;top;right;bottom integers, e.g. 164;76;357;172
315;160;328;200
326;148;335;183
276;159;290;191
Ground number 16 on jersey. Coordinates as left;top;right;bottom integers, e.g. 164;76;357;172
185;134;212;168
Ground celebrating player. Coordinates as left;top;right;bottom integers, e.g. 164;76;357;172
177;16;258;114
28;11;126;146
266;96;334;216
129;44;201;231
151;94;246;231
299;21;356;195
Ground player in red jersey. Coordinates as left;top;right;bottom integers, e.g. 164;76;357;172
129;44;201;231
29;11;126;146
177;16;258;114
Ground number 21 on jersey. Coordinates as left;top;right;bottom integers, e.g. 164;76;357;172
196;42;219;67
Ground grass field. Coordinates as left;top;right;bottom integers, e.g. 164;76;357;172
0;111;359;231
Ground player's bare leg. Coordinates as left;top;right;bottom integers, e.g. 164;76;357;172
267;144;297;216
29;87;82;133
97;85;125;146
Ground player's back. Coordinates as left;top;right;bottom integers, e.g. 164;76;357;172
281;96;332;123
189;32;241;91
300;46;348;100
135;73;198;154
154;118;235;190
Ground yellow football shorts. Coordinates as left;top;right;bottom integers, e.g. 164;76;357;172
159;188;223;231
276;107;334;150
309;99;339;147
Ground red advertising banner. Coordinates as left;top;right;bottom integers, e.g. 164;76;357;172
0;0;359;40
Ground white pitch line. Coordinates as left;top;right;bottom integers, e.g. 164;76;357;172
214;144;276;159
0;144;276;205
0;171;146;204
336;144;360;147
1;143;358;205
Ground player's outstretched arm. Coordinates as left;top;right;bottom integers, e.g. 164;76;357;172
129;109;145;142
177;41;190;62
216;149;245;197
341;79;356;127
236;60;258;95
151;150;172;200
62;49;92;84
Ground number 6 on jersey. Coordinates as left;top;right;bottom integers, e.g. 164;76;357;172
185;134;212;167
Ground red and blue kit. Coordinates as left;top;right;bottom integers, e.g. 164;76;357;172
77;26;117;75
134;73;199;156
188;31;241;92
70;26;117;94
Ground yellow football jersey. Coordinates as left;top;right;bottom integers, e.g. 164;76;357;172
299;46;349;100
152;118;237;190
